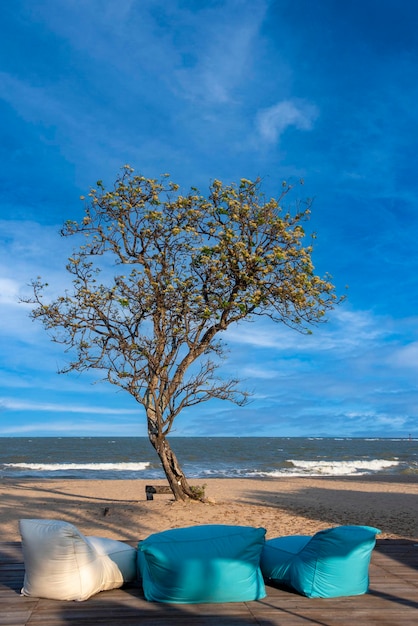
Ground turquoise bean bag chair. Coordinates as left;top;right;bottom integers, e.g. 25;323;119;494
138;524;266;603
260;525;381;598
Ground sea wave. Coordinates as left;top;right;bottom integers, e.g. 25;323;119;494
0;449;410;479
261;458;400;477
4;462;150;472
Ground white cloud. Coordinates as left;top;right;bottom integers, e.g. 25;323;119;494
0;220;75;342
226;306;392;356
241;365;279;379
256;99;319;143
0;398;138;415
226;324;282;348
174;1;268;105
391;342;418;370
0;277;20;305
0;419;146;436
0;72;88;139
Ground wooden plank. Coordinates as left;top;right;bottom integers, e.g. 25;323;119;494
1;539;418;626
145;485;172;500
0;612;35;626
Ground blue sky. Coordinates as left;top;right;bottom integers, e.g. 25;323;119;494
1;0;417;438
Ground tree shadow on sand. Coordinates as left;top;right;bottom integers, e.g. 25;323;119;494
238;479;418;540
0;479;166;542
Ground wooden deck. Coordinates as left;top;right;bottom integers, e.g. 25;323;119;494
1;539;417;625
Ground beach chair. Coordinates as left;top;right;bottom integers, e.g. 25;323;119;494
19;518;137;601
260;524;381;598
138;524;267;603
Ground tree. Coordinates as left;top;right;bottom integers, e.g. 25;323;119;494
28;166;340;500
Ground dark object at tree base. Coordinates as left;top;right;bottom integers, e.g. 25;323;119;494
145;485;172;500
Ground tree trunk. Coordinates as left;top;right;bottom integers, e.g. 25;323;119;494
148;432;200;501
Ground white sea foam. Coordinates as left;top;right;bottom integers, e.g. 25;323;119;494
5;462;150;472
258;458;400;478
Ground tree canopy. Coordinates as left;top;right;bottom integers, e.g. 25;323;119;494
28;166;340;499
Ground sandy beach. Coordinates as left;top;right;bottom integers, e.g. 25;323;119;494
1;476;417;542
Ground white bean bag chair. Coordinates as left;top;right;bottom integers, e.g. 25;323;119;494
19;518;137;601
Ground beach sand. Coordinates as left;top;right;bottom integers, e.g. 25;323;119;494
1;476;417;542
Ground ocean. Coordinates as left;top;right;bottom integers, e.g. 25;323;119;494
0;437;417;480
